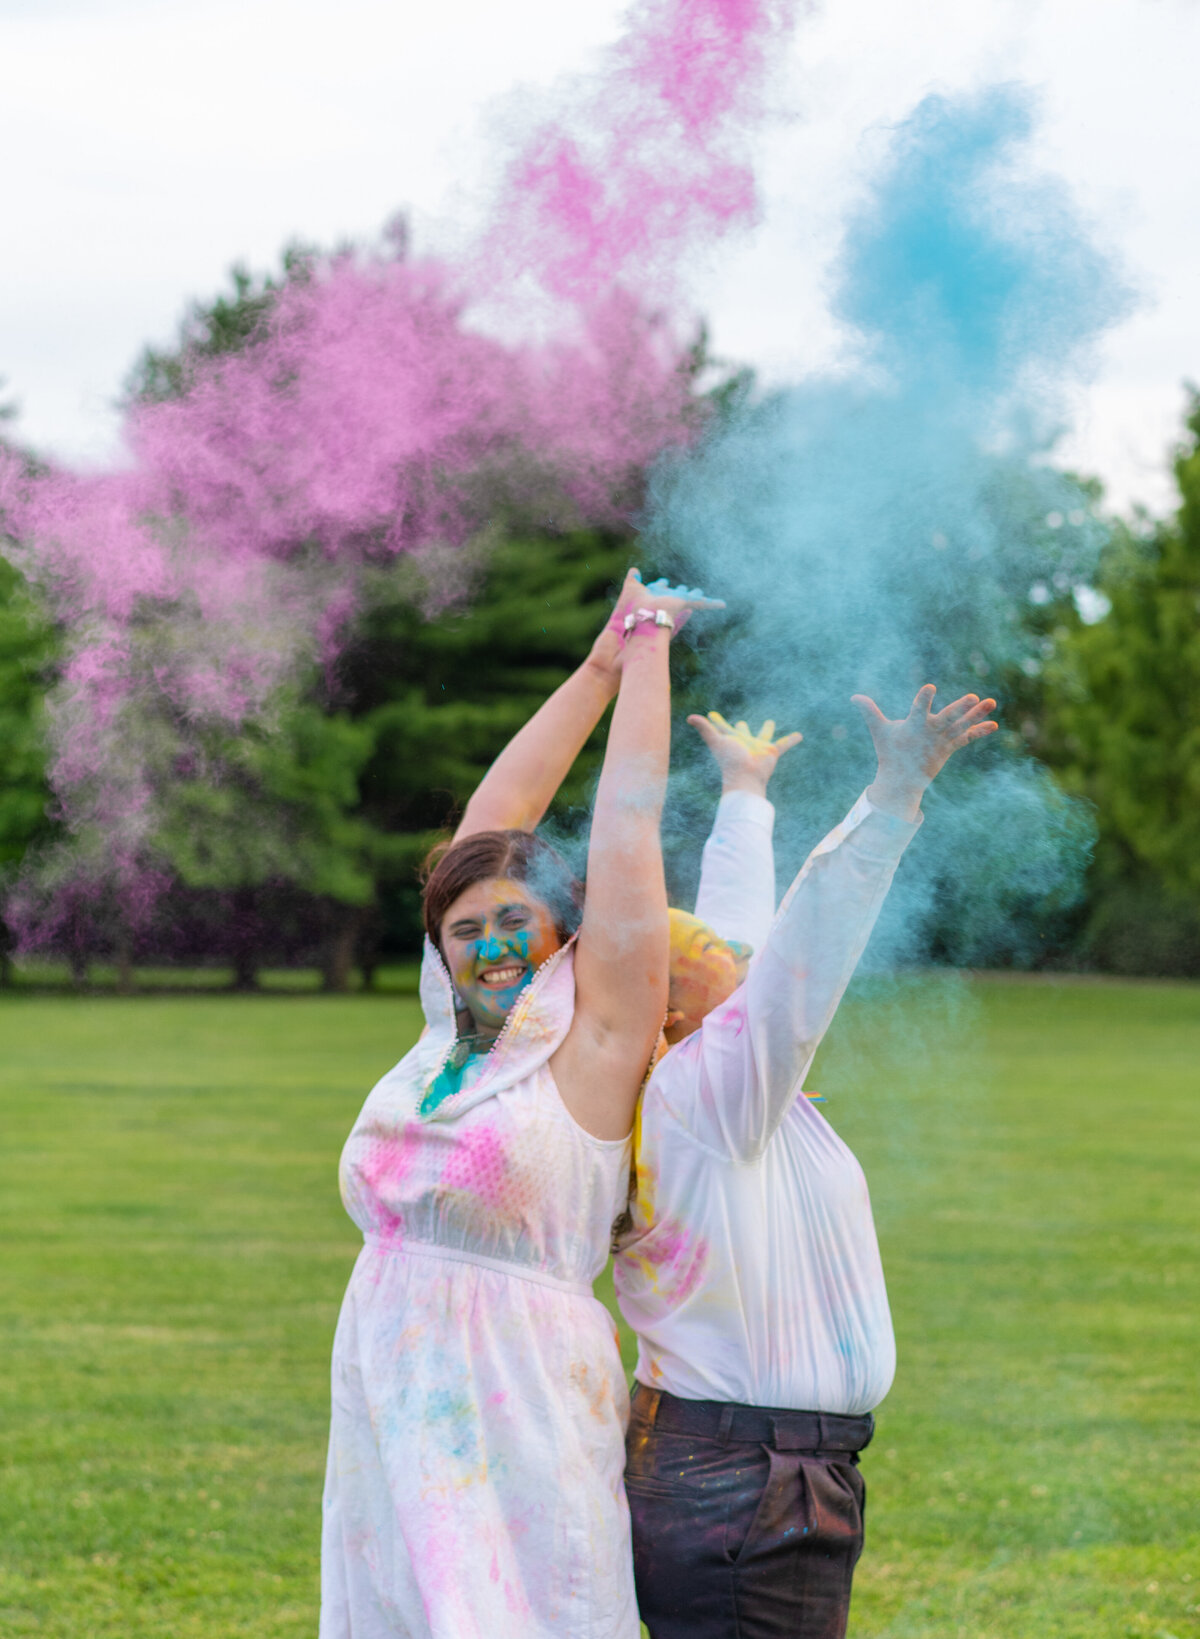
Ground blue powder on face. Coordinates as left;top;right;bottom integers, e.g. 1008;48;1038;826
647;85;1132;968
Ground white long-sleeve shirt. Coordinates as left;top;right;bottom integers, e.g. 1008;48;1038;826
693;788;777;953
614;792;919;1414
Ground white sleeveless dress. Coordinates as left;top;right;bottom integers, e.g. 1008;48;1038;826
320;939;638;1639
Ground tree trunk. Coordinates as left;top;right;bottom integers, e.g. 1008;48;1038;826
357;907;384;992
115;932;135;995
230;889;259;992
322;905;364;993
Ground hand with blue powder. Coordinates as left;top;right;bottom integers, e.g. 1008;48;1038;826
852;684;999;822
634;576;725;631
687;711;803;797
459;568;722;840
598;568;724;676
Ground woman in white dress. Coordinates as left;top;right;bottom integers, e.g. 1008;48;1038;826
320;570;720;1639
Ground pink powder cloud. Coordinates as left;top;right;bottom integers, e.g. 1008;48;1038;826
1;0;802;946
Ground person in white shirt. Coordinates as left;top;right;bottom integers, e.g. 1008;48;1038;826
615;686;997;1639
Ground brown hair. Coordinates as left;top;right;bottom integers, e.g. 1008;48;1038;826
421;829;584;950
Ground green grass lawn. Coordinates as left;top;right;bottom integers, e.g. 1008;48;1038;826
1;976;1197;1637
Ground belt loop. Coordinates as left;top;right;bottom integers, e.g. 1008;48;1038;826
817;1414;830;1451
642;1388;662;1430
717;1405;735;1446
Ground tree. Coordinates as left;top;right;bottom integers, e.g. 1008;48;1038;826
152;694;379;990
132;522;638;986
3;245;714;989
1045;393;1200;973
124;247;318;404
0;552;57;983
339;526;635;969
113;252;715;982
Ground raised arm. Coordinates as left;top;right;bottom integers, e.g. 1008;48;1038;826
661;686;997;1161
551;582;722;1140
453;569;643;840
688;713;801;950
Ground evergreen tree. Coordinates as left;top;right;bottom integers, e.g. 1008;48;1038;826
0;552;57;982
340;526;634;968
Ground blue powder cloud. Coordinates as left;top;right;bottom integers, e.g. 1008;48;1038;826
647;85;1133;966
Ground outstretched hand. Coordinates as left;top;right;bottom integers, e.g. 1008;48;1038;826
851;685;998;820
687;711;802;797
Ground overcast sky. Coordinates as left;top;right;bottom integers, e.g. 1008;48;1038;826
3;0;1197;514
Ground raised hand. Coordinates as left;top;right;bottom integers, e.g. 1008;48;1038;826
594;569;724;679
851;685;998;820
687;711;803;797
590;567;648;686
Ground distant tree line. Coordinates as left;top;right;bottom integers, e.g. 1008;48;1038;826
1;271;1196;986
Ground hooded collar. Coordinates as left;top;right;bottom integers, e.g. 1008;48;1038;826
414;934;576;1120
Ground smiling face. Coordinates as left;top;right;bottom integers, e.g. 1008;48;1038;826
438;876;563;1039
666;909;752;1043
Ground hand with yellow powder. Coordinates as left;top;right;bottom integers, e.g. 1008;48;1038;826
686;711;803;797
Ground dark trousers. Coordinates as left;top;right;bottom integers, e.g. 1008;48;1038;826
625;1385;872;1639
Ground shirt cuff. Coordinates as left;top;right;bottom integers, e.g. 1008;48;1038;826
714;789;776;835
861;790;923;833
810;790;922;863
